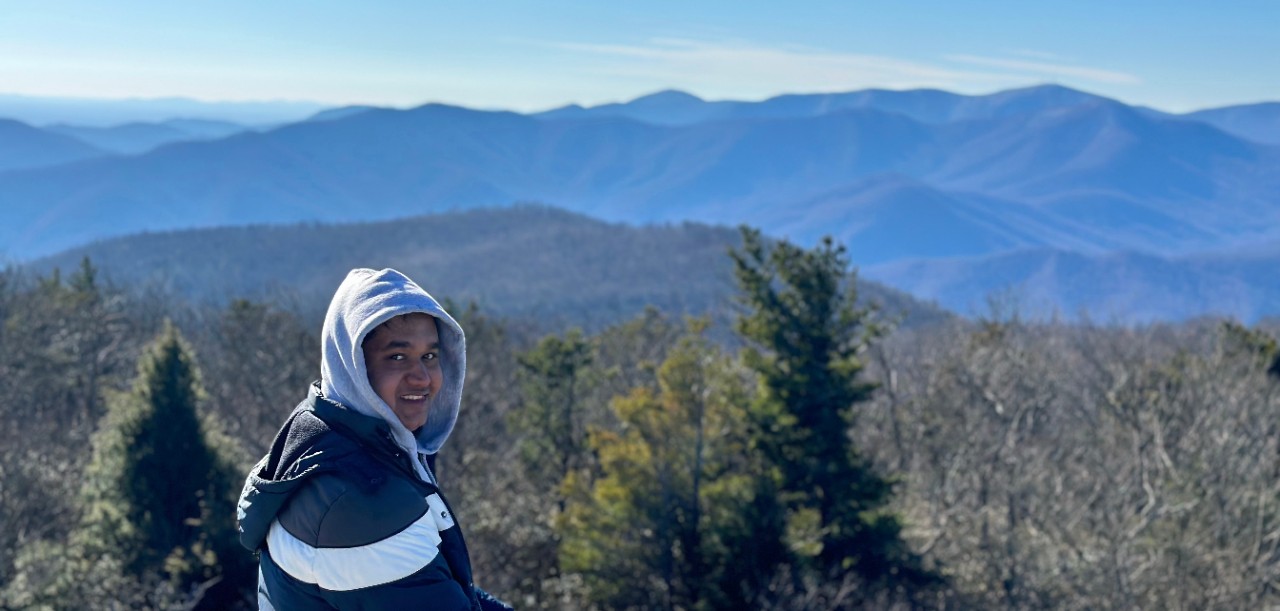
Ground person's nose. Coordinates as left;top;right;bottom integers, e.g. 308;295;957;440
408;359;431;384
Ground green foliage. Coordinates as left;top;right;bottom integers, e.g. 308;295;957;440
5;258;130;429
512;329;596;495
592;306;685;400
81;323;201;568
0;259;147;599
560;323;782;610
69;322;248;609
12;232;1280;609
2;538;193;611
1219;320;1280;376
729;227;939;596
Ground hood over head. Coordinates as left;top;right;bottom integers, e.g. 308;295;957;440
320;268;465;462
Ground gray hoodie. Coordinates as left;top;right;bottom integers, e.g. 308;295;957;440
318;268;465;484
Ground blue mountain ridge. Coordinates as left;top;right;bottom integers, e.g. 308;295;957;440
0;119;107;171
3;85;1275;260
0;93;327;127
535;84;1118;126
47;118;248;155
865;246;1280;323
2;84;1278;321
1185;102;1280;145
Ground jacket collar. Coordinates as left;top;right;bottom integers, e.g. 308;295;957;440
310;382;394;445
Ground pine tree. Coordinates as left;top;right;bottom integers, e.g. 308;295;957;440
730;227;938;599
512;329;595;502
508;329;597;604
73;321;250;609
559;321;781;610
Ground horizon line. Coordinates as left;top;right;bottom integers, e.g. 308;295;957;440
1;83;1272;118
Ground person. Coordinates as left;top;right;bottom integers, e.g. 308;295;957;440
237;268;512;610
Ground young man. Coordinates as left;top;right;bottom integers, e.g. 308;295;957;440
237;268;511;610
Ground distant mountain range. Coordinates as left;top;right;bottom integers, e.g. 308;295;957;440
0;119;105;171
47;119;249;155
865;247;1280;323
30;206;950;331
2;85;1278;322
1185;102;1280;146
0;93;328;127
539;87;1280;145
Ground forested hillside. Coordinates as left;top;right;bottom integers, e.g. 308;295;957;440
2;230;1278;609
31;206;950;331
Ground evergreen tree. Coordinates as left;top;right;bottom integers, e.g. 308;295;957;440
508;329;597;604
72;321;251;609
512;329;595;501
0;259;142;605
560;321;780;610
730;227;938;599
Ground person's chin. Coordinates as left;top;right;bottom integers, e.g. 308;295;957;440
396;406;428;431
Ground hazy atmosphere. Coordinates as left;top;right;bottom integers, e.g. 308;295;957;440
3;2;1279;610
2;0;1277;114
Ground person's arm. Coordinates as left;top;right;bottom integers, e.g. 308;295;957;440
474;586;515;611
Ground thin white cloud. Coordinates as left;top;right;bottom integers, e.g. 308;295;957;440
535;38;1021;99
945;54;1141;85
1007;49;1066;61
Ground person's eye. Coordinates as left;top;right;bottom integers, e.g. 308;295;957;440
389;354;406;361
423;353;437;361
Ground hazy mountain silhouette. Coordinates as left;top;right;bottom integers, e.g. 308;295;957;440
1185;102;1280;145
304;105;380;123
3;84;1278;321
3;85;1275;264
922;100;1278;237
536;84;1119;126
756;175;1092;265
0;119;107;171
48;118;248;155
0;93;328;127
866;246;1280;323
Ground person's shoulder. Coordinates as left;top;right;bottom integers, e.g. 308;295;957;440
278;459;428;548
266;409;357;478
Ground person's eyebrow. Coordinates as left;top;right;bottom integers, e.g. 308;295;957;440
379;340;440;350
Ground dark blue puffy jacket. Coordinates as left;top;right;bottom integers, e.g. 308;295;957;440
238;393;512;610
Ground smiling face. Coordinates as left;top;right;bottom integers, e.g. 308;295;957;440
361;313;443;432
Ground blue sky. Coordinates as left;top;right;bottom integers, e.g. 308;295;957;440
2;0;1276;113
